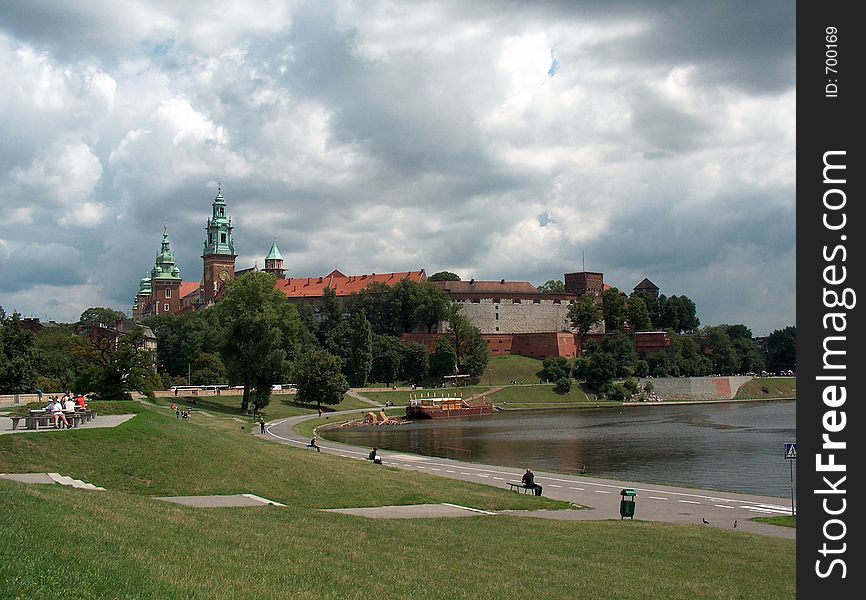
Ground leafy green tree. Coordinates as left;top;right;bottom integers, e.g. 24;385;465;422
216;272;302;411
34;324;88;391
634;360;649;378
428;271;460;282
350;282;396;334
733;338;766;373
554;377;572;394
444;304;488;378
568;295;602;335
348;310;373;387
391;278;424;333
76;327;160;400
371;334;403;386
538;279;565;293
400;341;429;384
645;351;670;377
699;326;739;374
294;347;349;410
725;324;753;341
429;337;457;378
0;312;39;394
190;352;227;385
584;351;617;391
671;334;712;376
77;307;126;329
413;281;450;333
626;295;653;332
765;326;796;372
602;288;627;332
659;295;700;334
634;291;661;329
602;332;639;378
542;357;571;382
317;287;344;344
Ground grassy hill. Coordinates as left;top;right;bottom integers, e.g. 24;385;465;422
0;401;795;599
480;354;546;385
735;377;796;400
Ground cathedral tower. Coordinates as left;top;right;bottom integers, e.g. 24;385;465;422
150;224;182;315
202;185;237;305
263;240;286;279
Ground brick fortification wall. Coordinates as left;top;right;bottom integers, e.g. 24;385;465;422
401;332;575;360
639;376;753;400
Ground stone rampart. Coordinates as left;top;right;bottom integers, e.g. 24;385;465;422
638;376;753;400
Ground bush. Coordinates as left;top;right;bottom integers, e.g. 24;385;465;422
643;381;655;394
606;383;626;402
634;360;649;378
542;357;571;382
553;377;572;394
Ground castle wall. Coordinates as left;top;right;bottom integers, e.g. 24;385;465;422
451;297;573;334
638;376;753;400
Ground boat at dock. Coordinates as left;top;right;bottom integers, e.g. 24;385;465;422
405;395;493;419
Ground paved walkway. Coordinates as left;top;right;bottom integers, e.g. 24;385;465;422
262;410;795;539
0;414;136;435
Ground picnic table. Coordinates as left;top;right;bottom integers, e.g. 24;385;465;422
11;408;97;430
507;481;534;494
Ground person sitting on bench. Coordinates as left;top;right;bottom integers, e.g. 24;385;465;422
51;397;68;429
522;468;542;496
309;437;321;452
368;447;382;464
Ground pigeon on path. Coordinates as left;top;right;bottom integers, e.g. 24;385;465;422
702;518;709;524
734;520;738;528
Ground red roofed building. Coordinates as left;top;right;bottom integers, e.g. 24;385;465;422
276;269;427;303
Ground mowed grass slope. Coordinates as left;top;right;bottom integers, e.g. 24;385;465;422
735;377;796;399
0;481;795;600
0;401;795;599
482;354;545;384
0;404;560;511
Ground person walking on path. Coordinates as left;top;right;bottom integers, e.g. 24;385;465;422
37;388;43;402
522;468;543;496
259;415;266;434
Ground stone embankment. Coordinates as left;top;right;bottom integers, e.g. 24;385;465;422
638;376;753;401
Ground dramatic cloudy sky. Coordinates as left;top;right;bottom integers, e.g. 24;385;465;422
0;0;794;335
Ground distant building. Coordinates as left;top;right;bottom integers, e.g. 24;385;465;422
633;277;660;299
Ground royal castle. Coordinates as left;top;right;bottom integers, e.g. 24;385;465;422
132;188;669;359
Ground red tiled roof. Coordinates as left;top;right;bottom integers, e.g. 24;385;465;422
179;282;200;298
276;270;426;298
432;280;539;294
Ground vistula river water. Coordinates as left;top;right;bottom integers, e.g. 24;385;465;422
323;400;796;498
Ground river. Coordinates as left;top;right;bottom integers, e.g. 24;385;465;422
323;400;796;497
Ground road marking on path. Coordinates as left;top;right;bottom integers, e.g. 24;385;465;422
429;468;440;471
461;473;472;476
446;470;456;473
417;466;426;469
477;474;489;478
678;500;700;504
441;503;497;516
570;487;584;491
714;504;736;509
548;484;562;488
649;496;668;500
594;490;611;494
492;477;504;480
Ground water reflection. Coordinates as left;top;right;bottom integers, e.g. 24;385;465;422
324;401;795;497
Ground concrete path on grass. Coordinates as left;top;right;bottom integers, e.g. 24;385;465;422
0;414;136;435
262;410;795;539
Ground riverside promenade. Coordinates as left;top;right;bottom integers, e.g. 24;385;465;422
263;409;795;539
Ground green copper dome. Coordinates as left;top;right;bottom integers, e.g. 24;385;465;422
265;240;283;261
152;225;182;281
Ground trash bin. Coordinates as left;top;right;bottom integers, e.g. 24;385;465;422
620;489;636;519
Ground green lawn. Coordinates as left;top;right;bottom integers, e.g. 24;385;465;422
754;515;796;528
149;393;370;420
480;354;545;385
487;383;590;405
735;377;796;400
0;401;795;599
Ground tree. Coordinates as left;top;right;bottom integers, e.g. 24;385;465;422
444;304;488;378
190;352;227;385
391;278;423;333
0;312;39;394
371;334;403;386
429;271;460;282
348;311;373;387
78;307;126;329
429;337;457;378
584;351;617;392
350;282;396;334
602;332;638;378
400;341;429;384
554;377;572;394
568;295;602;335
765;326;796;372
645;351;670;377
659;295;700;334
413;281;450;333
317;287;344;344
671;334;712;376
542;357;571;382
626;296;653;332
602;288;627;332
77;327;160;401
216;272;302;412
733;338;766;374
34;324;88;391
699;326;739;375
294;347;349;410
537;279;565;293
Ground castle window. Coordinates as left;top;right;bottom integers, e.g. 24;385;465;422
221;233;226;243
512;299;521;304
495;313;499;320
164;303;169;312
533;299;540;304
495;327;499;331
220;208;224;217
165;289;171;298
471;298;480;303
493;299;500;304
553;299;561;305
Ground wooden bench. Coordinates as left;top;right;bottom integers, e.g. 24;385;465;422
10;416;24;430
508;482;534;494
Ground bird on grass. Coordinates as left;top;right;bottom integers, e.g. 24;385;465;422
702;518;709;524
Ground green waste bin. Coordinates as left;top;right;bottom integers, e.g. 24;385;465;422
620;489;636;519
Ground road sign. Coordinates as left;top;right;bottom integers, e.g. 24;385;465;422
784;443;797;460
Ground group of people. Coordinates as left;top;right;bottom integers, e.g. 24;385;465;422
43;392;88;429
